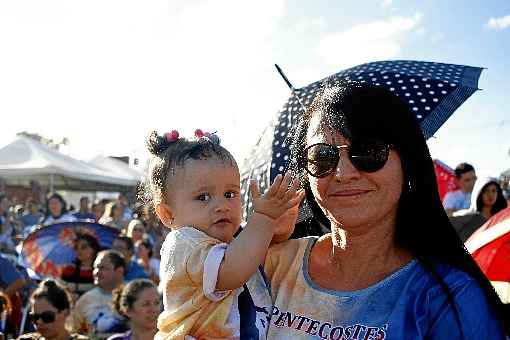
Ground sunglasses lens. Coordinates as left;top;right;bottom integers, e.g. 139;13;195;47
306;144;339;178
349;140;390;173
305;141;390;178
32;311;56;323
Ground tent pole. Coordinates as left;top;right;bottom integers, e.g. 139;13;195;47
49;174;54;193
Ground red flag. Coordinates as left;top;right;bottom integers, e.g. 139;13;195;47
433;159;459;200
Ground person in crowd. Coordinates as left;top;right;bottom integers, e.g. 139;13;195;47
71;250;127;338
125;220;146;244
91;201;105;222
0;255;27;337
61;234;101;297
443;162;477;216
73;197;96;221
451;177;508;242
99;203;128;231
0;195;16;254
134;240;160;284
118;194;133;222
0;291;12;338
41;193;77;226
261;83;508;338
16;279;88;340
108;279;160;340
112;237;148;281
145;130;302;339
19;199;43;228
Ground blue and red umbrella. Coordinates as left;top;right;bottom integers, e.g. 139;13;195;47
20;222;120;278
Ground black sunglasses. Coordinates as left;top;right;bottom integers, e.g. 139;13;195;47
304;140;391;178
30;311;56;323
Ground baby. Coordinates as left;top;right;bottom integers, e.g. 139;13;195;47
144;129;303;339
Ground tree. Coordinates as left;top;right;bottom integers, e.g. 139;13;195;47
16;131;69;150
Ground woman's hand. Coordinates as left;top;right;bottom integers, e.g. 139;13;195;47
271;203;301;243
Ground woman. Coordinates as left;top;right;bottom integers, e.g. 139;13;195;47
263;83;508;338
125;220;146;244
108;279;160;340
61;234;101;297
41;193;77;226
99;203;128;231
452;178;508;242
134;240;160;284
16;279;88;340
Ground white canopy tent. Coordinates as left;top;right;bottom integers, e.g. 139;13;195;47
89;155;143;182
0;136;139;192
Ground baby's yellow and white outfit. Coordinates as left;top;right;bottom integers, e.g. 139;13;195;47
156;226;272;340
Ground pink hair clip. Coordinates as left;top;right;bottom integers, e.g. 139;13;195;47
164;130;179;142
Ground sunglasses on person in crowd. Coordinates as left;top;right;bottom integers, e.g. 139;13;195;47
30;311;56;323
304;140;392;178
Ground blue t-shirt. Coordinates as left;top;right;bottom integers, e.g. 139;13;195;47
124;260;148;281
0;255;23;289
264;237;506;339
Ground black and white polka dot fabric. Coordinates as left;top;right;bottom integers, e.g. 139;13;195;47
241;60;483;222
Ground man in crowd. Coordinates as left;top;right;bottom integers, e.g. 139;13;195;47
73;196;96;221
112;236;148;281
72;250;127;337
443;162;477;216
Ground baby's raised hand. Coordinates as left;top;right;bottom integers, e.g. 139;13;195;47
250;172;305;220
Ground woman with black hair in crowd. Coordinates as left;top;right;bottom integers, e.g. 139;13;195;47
41;193;77;226
16;279;88;340
108;279;160;340
134;240;160;284
61;234;101;297
263;82;508;338
452;177;508;242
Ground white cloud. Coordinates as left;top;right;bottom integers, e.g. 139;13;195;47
315;14;422;68
487;15;510;30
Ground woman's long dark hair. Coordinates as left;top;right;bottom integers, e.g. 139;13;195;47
43;193;68;221
289;82;509;335
476;181;508;216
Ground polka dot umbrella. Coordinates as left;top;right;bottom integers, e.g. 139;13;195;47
240;60;484;228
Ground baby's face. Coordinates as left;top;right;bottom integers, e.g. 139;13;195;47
167;158;242;243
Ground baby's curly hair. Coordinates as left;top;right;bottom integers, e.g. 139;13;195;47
140;131;238;210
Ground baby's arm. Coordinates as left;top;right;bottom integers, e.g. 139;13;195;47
216;173;304;291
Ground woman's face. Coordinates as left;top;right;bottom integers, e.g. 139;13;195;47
48;198;63;217
306;115;404;230
75;239;96;263
482;184;498;208
131;224;145;241
31;297;67;338
125;287;161;330
136;242;149;258
113;205;124;219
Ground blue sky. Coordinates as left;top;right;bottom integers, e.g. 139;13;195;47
1;0;509;176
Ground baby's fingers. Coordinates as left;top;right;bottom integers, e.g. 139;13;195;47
249;179;261;200
266;174;283;197
275;172;293;198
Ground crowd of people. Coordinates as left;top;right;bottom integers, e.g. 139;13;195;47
1;82;510;339
0;192;166;339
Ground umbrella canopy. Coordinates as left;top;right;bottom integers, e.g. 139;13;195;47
241;60;483;224
465;207;510;302
0;136;139;191
20;221;120;278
